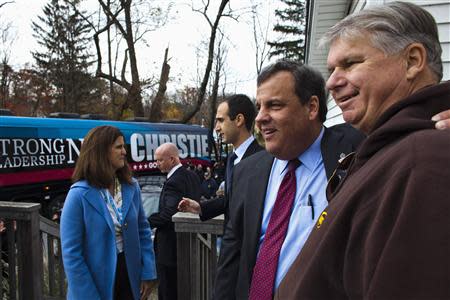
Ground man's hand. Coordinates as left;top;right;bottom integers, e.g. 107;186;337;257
432;111;450;129
178;197;201;214
140;279;158;300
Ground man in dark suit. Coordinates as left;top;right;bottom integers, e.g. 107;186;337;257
178;94;263;223
213;60;365;300
149;143;201;300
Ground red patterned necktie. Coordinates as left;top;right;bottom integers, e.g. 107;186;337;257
249;159;301;300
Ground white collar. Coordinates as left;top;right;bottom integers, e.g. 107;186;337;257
233;136;255;164
167;163;182;178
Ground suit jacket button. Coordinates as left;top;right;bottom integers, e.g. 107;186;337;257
124;222;128;229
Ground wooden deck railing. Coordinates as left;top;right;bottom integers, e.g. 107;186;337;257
39;216;66;300
173;212;224;300
0;201;66;300
1;202;223;300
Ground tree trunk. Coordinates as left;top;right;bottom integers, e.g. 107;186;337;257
149;47;170;122
0;61;11;108
124;1;144;116
129;84;143;116
209;62;220;160
180;0;229;123
107;0;115;113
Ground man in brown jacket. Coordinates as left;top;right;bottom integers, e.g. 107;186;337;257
275;2;450;299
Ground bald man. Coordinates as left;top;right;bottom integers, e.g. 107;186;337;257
149;143;201;300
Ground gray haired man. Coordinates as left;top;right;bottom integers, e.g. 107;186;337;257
275;2;450;299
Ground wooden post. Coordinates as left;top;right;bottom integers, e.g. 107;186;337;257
0;202;43;300
176;231;192;298
6;219;17;300
173;212;223;300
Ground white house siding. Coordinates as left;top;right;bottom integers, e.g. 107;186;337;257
306;0;352;81
305;0;352;126
407;0;450;81
306;0;450;127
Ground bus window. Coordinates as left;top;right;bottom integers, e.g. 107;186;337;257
138;175;166;218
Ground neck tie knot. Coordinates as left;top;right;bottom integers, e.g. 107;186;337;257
229;152;237;165
288;158;301;172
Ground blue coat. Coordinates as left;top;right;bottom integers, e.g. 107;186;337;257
61;179;157;300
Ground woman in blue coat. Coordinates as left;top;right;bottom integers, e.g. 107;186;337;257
61;125;157;300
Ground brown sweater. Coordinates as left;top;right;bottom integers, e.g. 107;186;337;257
275;81;450;300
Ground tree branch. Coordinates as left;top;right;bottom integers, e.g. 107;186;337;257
121;48;128;84
98;0;127;36
181;0;230;123
0;1;14;10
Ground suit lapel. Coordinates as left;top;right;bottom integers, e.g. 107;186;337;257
245;152;274;267
242;140;260;160
84;187;115;234
158;168;179;209
321;127;344;179
170;166;183;180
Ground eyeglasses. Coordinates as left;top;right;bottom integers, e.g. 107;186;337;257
326;152;355;200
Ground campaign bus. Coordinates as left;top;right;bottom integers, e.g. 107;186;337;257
0;116;212;219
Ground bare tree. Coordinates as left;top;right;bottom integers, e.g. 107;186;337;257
180;0;231;123
71;0;170;119
105;0;115;107
208;32;227;131
96;0;142;117
149;46;170;122
0;60;12;108
250;0;272;75
0;1;15;108
208;33;227;159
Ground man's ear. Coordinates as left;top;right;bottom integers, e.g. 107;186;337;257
405;43;427;80
308;96;320;121
235;113;245;127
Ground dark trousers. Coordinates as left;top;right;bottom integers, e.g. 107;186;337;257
114;252;134;300
156;263;177;300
